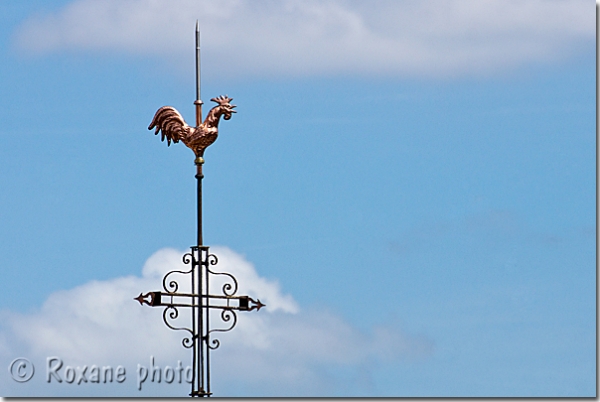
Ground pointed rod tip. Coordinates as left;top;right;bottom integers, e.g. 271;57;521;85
196;19;199;31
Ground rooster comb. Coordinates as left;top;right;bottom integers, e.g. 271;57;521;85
211;95;235;106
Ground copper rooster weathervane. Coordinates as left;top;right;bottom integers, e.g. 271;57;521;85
136;21;264;398
148;95;236;159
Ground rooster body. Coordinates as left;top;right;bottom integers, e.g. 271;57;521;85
148;95;236;157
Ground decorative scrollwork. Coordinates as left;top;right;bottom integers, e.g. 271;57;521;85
207;269;239;297
165;279;179;293
182;336;194;349
182;252;194;265
162;267;193;294
208;338;220;350
161;251;197;294
167;306;179;320
162;306;194;349
209;309;237;334
207;253;218;266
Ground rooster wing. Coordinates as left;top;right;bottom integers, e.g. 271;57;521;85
148;106;194;146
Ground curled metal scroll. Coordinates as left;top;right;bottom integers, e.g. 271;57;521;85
209;309;238;335
207;309;238;350
162;306;194;349
182;251;194;265
208;338;220;350
206;252;239;296
207;269;239;297
206;252;218;266
161;252;195;294
206;251;240;336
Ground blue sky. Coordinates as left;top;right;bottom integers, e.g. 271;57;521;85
0;0;596;397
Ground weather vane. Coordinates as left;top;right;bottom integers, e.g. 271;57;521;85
135;21;264;398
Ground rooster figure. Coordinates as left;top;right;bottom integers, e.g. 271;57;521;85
148;95;236;157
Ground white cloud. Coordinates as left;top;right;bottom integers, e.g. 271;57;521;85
12;0;594;78
0;247;432;396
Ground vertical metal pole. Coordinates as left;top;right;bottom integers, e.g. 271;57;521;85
191;248;197;397
198;248;204;395
205;248;211;395
196;163;203;247
195;19;204;248
194;20;207;397
194;158;205;397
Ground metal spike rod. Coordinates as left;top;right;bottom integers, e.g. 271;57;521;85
194;20;203;246
195;20;203;127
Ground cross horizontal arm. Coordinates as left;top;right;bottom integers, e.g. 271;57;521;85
134;291;265;311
